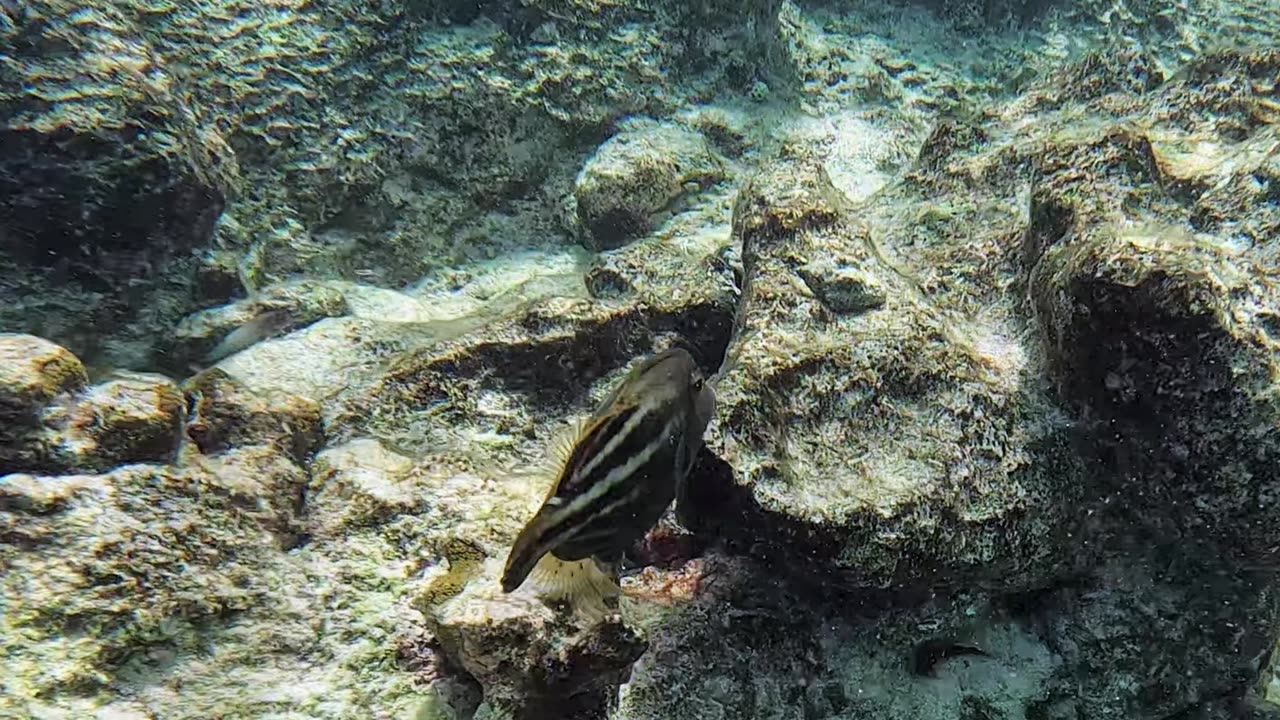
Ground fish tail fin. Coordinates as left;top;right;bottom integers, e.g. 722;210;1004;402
524;553;620;619
500;513;556;594
500;416;590;593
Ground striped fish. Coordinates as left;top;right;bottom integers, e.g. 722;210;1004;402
500;347;716;613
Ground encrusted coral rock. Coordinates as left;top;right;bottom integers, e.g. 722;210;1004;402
0;334;90;474
0;464;288;706
1025;144;1280;563
196;445;310;544
574;120;726;250
1026;553;1280;720
181;368;323;465
795;255;887;313
686;157;1086;593
0;334;88;422
0;3;232;269
307;439;421;537
44;373;185;472
423;563;647;720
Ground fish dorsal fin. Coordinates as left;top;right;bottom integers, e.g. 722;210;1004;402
539;415;591;502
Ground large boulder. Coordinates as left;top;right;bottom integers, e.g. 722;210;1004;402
683;157;1087;594
0;335;183;474
573;120;728;250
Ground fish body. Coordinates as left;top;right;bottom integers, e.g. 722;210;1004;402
500;347;716;613
204;308;293;364
911;638;990;677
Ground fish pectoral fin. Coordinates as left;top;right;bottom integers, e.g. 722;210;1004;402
516;553;620;622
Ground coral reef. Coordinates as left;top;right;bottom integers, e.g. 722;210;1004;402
4;0;1280;719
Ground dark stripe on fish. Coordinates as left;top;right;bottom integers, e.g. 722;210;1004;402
554;404;642;496
544;410;684;561
555;481;660;560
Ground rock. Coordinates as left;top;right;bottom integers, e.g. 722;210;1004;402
0;4;232;270
421;559;648;720
1028;204;1280;558
193;250;247;306
794;255;888;313
181;368;323;466
307;439;422;537
0;337;188;476
683;157;1087;593
0;333;86;474
0;464;289;703
616;575;1062;720
1019;553;1280;720
42;372;185;472
0;2;234;367
196;445;311;545
573;120;727;250
334;238;738;456
0;334;88;423
1192;695;1280;720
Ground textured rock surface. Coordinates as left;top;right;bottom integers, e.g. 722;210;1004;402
45;372;185;472
0;333;88;422
0;465;291;704
685;156;1087;593
167;280;351;370
0;0;786;370
0;2;235;367
181;368;323;466
4;1;1280;719
427;570;647;720
667;43;1280;720
1;336;183;474
574;120;728;250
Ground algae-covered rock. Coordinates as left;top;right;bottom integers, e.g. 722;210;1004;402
0;4;233;266
423;561;647;720
1024;552;1280;720
197;445;311;544
308;438;422;538
574;120;727;250
45;372;185;472
181;368;323;465
1028;206;1280;556
617;570;1061;720
1;337;185;475
683;157;1086;593
0;464;289;705
0;333;87;423
0;333;84;474
338;239;738;455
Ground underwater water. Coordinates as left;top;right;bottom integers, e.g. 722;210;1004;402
3;0;1280;718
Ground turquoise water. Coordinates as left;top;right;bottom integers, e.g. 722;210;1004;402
2;1;1280;718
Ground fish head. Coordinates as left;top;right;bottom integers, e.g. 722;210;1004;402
616;347;716;435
